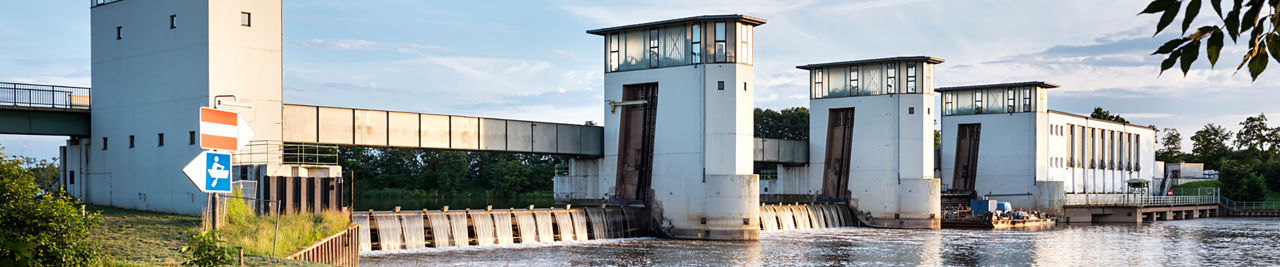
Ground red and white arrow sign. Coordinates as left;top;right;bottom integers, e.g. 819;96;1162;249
200;107;255;151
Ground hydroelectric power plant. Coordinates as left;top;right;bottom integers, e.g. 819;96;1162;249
10;1;1276;265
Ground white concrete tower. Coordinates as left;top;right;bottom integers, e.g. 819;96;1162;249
587;15;765;240
797;57;943;229
81;0;282;215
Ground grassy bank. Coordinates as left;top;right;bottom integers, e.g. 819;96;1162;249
221;190;351;257
88;205;197;266
1172;180;1280;202
88;204;342;266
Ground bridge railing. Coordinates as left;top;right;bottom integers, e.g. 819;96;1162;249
1063;194;1218;207
0;82;91;110
1219;197;1280;211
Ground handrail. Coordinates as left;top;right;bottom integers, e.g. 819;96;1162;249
1063;194;1218;207
0;82;91;110
286;222;359;267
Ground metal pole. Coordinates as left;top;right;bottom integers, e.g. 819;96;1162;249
273;199;280;258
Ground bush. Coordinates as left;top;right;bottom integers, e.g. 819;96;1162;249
0;149;101;266
220;189;349;257
1254;160;1280;192
1219;159;1269;201
179;230;234;266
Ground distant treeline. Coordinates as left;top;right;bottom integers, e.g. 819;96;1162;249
339;147;565;197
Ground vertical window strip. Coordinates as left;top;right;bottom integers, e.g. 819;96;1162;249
814;69;824;99
849;66;859;96
691;24;702;64
906;65;917;93
714;22;726;62
609;34;620;71
886;63;897;94
974;90;983;113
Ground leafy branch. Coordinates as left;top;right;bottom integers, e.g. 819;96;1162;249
1143;0;1280;80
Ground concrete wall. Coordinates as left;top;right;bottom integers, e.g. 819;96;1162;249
83;0;282;215
809;92;940;228
598;62;758;240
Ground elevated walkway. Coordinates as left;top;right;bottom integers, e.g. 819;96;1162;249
0;82;91;136
1062;194;1219;223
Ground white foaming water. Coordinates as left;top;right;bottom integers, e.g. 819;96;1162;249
513;212;538;244
533;212;555;242
372;213;403;251
353;215;372;252
471;211;496;246
425;212;451;248
399;214;427;249
553;210;575;241
571;209;589;241
492;210;515;245
447;212;469;247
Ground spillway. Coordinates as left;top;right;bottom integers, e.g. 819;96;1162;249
757;203;854;232
354;206;637;251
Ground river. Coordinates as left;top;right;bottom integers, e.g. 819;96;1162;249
361;217;1280;266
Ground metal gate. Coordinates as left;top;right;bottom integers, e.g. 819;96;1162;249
821;108;854;199
615;83;658;203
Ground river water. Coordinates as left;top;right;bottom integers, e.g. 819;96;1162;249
361;217;1280;266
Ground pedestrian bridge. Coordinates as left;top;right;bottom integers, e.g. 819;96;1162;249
0;82;808;163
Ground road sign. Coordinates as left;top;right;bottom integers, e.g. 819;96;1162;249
183;151;233;193
200;107;255;151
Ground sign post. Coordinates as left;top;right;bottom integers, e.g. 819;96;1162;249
186;107;255;229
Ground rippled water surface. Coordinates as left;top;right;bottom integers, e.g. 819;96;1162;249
362;217;1280;266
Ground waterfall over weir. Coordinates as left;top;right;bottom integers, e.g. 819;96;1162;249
758;203;854;232
355;206;635;252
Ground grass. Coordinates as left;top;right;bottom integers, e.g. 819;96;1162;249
1268;191;1280;202
88;203;342;266
88;205;199;266
1172;180;1222;189
221;189;352;258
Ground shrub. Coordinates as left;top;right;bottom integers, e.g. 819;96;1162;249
179;230;235;266
0;149;101;266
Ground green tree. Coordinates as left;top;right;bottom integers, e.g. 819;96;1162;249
1089;107;1130;124
1191;123;1233;170
1218;158;1268;200
1141;0;1280;80
1158;127;1185;162
754;107;809;141
484;160;532;193
0;149;101;266
1234;113;1275;152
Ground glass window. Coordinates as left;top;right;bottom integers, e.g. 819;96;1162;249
659;26;685;67
170;15;176;29
828;67;847;97
623;30;645;70
1022;88;1032;112
862;65;882;95
906;65;917;93
973;90;983;113
158;133;164;147
240;12;251;27
649;29;659;68
849;66;860;96
813;69;825;98
886;63;897;94
1005;89;1015;112
740;24;752;64
609;34;620;71
714;22;726;62
691;24;702;64
1069;125;1075;167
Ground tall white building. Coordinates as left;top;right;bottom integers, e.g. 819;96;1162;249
796;57;943;229
938;82;1157;213
64;0;284;215
576;15;764;240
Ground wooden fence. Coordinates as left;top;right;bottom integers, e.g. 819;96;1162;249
287;223;360;267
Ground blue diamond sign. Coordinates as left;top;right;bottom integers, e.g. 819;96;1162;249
183;151;233;193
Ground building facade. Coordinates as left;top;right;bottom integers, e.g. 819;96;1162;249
939;82;1157;213
795;57;943;229
572;15;765;240
67;0;287;215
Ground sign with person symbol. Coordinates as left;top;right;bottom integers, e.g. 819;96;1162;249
183;151;233;193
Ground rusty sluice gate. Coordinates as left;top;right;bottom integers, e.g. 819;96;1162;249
758;203;856;231
353;206;643;252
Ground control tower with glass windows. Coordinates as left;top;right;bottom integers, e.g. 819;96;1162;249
796;57;943;229
582;15;764;240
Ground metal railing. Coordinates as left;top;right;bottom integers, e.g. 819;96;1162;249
287;223;359;267
0;82;91;110
235;140;340;166
1219;197;1280;211
1063;193;1218;207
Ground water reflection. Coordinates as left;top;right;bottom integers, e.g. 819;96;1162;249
362;218;1280;266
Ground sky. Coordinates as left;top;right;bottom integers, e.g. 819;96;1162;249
2;0;1279;160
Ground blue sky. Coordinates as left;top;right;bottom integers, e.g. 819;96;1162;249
3;0;1278;160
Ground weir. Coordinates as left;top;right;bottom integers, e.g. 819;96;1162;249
354;206;639;252
757;203;855;232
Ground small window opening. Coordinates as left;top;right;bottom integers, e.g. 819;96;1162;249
116;26;122;40
129;135;135;148
718;81;724;90
170;15;176;29
158;133;165;147
102;137;108;150
240;12;251;27
189;131;196;145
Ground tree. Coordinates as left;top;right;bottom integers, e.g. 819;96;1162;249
1141;0;1280;80
754;107;809;141
1158;127;1185;162
1218;158;1268;201
1234;113;1275;151
0;148;101;265
1191;123;1233;170
1090;107;1130;124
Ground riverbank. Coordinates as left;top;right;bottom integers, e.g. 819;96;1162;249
87;205;331;266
